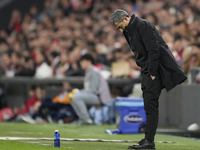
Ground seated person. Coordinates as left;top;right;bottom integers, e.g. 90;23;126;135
33;83;77;123
15;85;41;116
1;85;41;122
19;85;46;123
69;54;112;124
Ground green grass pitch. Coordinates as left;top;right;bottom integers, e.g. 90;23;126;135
0;122;200;150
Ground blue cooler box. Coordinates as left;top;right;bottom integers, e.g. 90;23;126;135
116;97;146;134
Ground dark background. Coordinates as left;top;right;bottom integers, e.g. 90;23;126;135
0;0;45;30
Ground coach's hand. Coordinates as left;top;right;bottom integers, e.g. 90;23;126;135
151;75;156;80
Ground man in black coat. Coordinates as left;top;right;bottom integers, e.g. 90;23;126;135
110;9;187;149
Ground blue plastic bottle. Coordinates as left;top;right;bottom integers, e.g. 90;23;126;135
54;130;60;148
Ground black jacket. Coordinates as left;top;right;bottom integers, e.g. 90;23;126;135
123;14;187;91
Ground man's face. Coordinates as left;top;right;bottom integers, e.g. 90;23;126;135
80;59;89;70
35;87;43;100
35;51;44;64
63;82;72;91
114;17;130;32
191;46;200;56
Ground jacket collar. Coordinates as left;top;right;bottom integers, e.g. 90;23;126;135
86;65;93;73
124;14;137;32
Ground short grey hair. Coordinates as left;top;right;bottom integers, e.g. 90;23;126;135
110;9;129;26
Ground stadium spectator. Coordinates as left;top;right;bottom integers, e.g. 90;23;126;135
65;47;84;76
15;56;35;77
29;5;40;20
48;51;60;76
7;10;22;34
38;0;56;22
182;43;200;75
1;52;14;77
55;51;69;78
34;50;52;78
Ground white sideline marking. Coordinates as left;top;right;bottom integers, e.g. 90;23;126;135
0;137;131;142
9;132;43;134
21;141;51;147
0;137;175;144
39;144;51;146
26;141;40;144
0;137;53;140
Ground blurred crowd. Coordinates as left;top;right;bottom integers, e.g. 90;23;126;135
0;0;200;81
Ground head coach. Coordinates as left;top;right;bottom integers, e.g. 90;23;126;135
110;9;187;149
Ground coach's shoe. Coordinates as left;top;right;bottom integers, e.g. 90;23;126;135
127;139;155;149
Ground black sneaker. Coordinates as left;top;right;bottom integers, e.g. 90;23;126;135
127;139;155;149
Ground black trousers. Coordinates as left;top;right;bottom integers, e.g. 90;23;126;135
141;73;164;142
